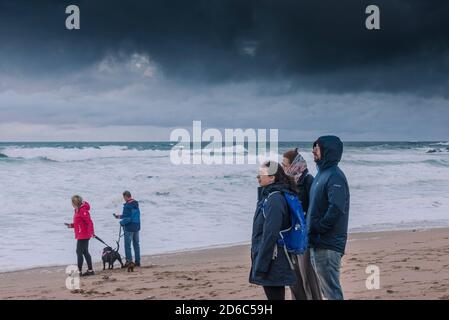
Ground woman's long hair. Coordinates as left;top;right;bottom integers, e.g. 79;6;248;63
262;161;298;194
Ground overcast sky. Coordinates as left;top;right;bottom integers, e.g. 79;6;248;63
0;0;448;141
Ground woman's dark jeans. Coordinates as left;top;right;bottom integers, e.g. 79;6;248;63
76;239;93;272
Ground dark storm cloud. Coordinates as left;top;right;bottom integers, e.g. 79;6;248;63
1;0;449;94
0;0;448;141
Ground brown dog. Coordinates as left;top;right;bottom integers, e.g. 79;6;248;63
127;262;136;272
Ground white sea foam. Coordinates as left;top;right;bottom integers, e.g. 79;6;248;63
0;145;169;162
431;141;449;146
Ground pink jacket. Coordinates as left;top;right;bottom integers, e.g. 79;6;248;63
69;202;95;240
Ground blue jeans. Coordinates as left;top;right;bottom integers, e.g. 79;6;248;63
310;248;344;300
124;231;140;264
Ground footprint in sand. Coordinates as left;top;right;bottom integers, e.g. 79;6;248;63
84;289;100;295
71;289;85;294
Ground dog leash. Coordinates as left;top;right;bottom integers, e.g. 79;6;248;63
117;225;124;243
94;234;112;247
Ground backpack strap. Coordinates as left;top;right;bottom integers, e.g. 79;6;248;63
261;191;295;269
261;191;281;218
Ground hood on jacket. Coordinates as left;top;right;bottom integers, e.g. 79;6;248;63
124;199;139;209
79;201;90;211
314;135;343;171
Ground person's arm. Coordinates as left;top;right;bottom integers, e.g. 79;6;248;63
253;193;285;276
119;205;132;226
65;222;74;228
310;174;348;234
303;174;314;214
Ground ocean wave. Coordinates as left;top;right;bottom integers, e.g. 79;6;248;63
430;141;449;146
422;159;449;167
176;144;249;155
426;148;449;154
36;156;59;163
0;146;171;162
343;158;449;167
0;153;8;158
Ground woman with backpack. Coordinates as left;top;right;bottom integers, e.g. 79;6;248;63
282;148;322;300
249;161;298;300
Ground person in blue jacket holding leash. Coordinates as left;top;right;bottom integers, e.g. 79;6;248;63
114;191;141;267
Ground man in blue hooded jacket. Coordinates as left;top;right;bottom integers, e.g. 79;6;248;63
114;191;141;267
307;136;350;300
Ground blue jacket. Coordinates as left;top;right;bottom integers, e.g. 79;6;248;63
120;200;141;232
307;136;350;254
249;183;296;287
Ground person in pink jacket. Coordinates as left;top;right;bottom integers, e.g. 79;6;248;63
65;195;95;276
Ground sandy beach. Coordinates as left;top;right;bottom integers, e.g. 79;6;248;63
1;228;448;300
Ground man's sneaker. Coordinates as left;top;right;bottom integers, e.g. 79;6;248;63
122;261;132;268
81;270;95;277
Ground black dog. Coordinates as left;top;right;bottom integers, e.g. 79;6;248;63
102;241;123;270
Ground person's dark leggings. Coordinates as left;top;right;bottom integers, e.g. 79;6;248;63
76;239;93;272
263;286;285;300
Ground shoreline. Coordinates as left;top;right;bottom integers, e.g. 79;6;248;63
1;227;449;299
0;226;446;275
0;240;253;275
